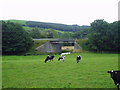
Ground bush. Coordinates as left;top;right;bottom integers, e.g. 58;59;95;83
76;39;89;51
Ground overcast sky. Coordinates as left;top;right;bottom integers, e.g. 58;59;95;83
0;0;119;25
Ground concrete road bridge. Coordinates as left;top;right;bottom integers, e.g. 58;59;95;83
34;39;81;53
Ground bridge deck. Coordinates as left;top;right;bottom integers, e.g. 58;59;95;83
33;39;75;41
33;39;75;43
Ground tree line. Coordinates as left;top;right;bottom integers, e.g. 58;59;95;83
2;21;33;55
28;28;73;39
2;19;120;55
85;20;120;52
25;21;90;32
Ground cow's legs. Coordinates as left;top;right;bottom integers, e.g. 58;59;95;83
117;84;119;90
45;59;48;63
77;60;79;63
117;85;119;90
77;60;78;63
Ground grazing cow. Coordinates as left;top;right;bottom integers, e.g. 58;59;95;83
108;70;120;90
45;55;54;63
58;55;65;62
76;55;81;63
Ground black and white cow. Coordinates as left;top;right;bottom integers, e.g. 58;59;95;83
45;55;54;63
108;70;120;90
58;55;65;62
76;55;82;63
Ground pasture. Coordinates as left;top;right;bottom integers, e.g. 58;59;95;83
2;53;118;88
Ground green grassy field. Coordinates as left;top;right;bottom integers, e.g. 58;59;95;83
6;20;27;25
2;53;118;88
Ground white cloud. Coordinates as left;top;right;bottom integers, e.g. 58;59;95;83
0;0;119;25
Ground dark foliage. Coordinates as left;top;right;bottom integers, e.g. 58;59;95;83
2;21;33;55
73;28;90;39
26;21;90;32
87;19;120;52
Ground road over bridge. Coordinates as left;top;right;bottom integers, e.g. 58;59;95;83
34;39;81;53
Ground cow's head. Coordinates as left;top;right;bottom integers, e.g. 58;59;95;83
108;70;115;78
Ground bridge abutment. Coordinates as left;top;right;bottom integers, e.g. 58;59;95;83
35;39;81;53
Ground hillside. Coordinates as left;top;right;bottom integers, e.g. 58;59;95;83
3;19;91;39
5;19;90;32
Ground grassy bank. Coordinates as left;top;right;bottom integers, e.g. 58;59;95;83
26;40;48;55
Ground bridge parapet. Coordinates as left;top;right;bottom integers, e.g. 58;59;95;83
49;39;75;44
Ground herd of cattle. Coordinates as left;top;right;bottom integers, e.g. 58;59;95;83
44;52;120;89
44;52;81;63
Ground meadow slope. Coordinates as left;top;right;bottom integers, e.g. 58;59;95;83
2;53;118;88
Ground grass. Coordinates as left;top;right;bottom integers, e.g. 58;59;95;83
32;40;48;49
23;26;33;31
2;53;118;88
6;19;27;25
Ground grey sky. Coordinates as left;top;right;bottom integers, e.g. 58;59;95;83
0;0;119;25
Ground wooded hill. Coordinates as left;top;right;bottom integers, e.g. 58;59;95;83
3;20;90;39
6;19;90;32
26;21;90;32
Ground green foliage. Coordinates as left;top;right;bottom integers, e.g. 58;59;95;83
30;28;42;39
2;21;33;55
60;32;74;39
73;28;91;39
76;39;89;51
32;40;48;48
29;28;58;38
5;20;26;25
87;19;119;52
23;26;33;31
2;53;118;88
3;19;119;53
26;21;90;32
6;20;90;32
43;29;56;38
27;27;74;39
4;20;90;39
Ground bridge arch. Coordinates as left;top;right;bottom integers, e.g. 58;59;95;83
35;39;81;53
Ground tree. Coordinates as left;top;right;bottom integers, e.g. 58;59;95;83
108;21;119;52
30;28;41;39
46;30;54;38
88;19;108;52
72;28;90;39
88;19;119;52
2;21;33;55
26;21;90;32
